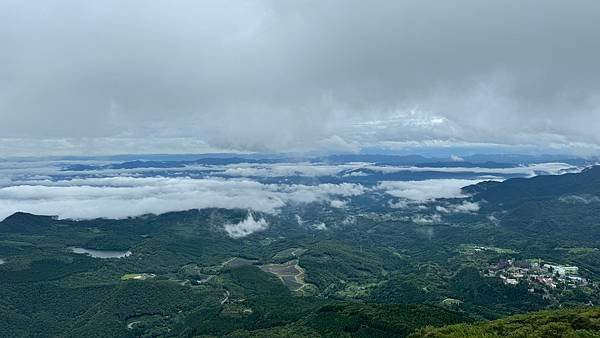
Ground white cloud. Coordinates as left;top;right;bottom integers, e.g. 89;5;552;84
295;216;327;230
412;214;442;225
278;183;365;204
341;216;356;225
487;215;500;225
219;162;360;177
364;162;580;177
558;194;600;204
415;226;435;239
0;160;583;221
377;179;484;202
223;212;269;238
388;200;409;209
0;176;367;220
453;201;481;213
310;222;327;230
343;171;369;177
329;199;347;208
436;201;480;214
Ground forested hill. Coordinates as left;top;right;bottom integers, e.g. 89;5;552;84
461;165;600;254
0;212;57;233
464;165;600;208
410;307;600;337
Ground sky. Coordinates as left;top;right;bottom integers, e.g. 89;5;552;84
1;0;600;157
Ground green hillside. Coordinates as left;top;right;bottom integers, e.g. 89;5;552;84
411;307;600;337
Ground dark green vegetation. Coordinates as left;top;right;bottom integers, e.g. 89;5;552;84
1;167;600;336
411;307;600;337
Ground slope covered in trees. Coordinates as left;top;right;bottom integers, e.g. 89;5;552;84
411;307;600;337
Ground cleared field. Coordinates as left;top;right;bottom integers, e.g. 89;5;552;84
259;259;309;291
280;275;303;290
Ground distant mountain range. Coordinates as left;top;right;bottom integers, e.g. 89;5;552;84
57;153;594;172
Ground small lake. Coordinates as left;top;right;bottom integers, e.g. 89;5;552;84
69;247;132;259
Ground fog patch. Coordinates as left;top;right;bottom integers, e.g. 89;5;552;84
224;212;269;239
559;194;600;204
487;215;500;225
310;222;327;230
412;214;442;225
436;201;480;214
330;199;347;208
343;171;369;177
296;215;327;230
388;199;409;209
416;226;435;240
220;163;359;178
365;163;579;177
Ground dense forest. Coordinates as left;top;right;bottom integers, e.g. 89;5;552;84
1;167;599;336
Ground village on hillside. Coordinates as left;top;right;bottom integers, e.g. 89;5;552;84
485;257;595;304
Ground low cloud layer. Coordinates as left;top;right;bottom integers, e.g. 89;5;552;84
364;162;579;177
220;163;357;177
378;179;485;202
0;160;573;186
0;159;584;220
0;176;364;220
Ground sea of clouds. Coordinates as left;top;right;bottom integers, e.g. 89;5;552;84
0;159;582;238
0;176;365;220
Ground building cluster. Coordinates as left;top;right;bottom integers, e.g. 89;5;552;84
486;258;588;290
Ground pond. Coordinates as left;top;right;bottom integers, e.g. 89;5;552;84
69;247;132;259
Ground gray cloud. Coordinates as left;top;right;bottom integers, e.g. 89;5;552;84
1;0;600;155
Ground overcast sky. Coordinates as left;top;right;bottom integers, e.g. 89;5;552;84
1;0;600;156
